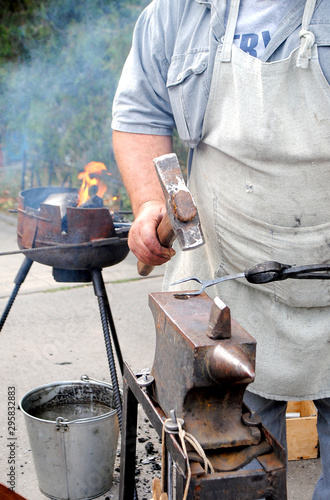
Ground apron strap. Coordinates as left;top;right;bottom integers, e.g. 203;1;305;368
220;0;240;63
220;0;317;68
297;0;317;68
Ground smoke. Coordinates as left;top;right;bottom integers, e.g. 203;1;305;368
1;0;148;185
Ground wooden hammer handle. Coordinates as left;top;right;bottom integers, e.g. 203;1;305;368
137;213;175;276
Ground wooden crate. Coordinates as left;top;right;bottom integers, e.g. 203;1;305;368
286;401;318;461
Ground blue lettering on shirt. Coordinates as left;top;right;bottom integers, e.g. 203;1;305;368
241;33;258;57
234;30;271;58
262;31;271;48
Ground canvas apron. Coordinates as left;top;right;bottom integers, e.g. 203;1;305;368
164;0;330;400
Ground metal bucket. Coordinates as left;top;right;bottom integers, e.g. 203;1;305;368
20;376;120;500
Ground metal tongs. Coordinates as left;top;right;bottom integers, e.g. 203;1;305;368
171;260;330;296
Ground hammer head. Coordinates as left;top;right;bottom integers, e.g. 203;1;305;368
153;153;204;250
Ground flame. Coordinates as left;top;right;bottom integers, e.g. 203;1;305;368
77;162;110;206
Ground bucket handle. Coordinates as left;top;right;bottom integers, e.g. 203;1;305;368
56;416;69;431
81;374;113;388
55;407;116;427
81;374;122;398
52;376;117;427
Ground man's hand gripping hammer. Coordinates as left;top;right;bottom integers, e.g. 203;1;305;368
137;153;205;276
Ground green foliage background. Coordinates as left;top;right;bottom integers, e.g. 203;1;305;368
0;0;188;211
1;0;156;185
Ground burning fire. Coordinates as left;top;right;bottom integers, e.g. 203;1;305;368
77;161;110;206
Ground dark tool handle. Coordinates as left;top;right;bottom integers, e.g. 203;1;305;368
245;261;330;284
245;261;290;284
282;263;330;279
137;213;175;276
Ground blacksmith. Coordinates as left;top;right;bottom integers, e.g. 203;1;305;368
111;1;330;497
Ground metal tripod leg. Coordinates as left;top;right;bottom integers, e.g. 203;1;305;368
0;257;33;332
91;269;138;500
90;268;124;373
91;268;123;428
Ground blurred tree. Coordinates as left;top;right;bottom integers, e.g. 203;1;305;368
0;0;50;63
0;0;188;201
1;0;149;185
0;0;148;63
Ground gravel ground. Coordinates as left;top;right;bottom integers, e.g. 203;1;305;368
111;414;163;500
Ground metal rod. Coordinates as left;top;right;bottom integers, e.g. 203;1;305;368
168;452;173;500
103;294;124;375
91;269;124;374
0;237;128;258
92;269;123;429
119;377;139;500
0;257;33;332
95;290;123;425
91;270;138;500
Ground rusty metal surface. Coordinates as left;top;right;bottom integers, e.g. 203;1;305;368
205;440;272;472
257;427;287;473
153;153;204;251
172;189;197;222
188;468;286;500
119;295;287;499
120;363;287;500
149;292;258;450
207;297;231;340
137;153;205;277
17;187;129;270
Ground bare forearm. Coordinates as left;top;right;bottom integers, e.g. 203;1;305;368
112;130;175;265
113;131;173;215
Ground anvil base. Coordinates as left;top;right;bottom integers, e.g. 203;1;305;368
119;364;287;500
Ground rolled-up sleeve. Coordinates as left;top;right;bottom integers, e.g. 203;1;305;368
111;2;175;136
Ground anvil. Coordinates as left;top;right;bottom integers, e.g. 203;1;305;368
149;292;260;450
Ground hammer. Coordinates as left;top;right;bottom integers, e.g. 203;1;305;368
137;153;204;276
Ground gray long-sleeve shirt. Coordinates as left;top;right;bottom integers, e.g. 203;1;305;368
112;0;330;148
